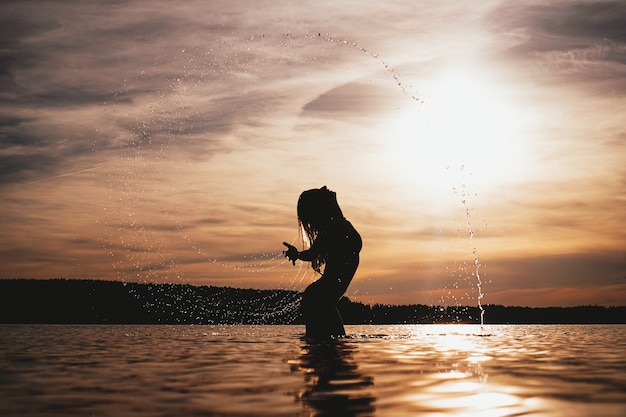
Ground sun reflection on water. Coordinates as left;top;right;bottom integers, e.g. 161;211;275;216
358;325;548;416
353;324;623;417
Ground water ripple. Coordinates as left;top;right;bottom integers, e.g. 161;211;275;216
0;324;624;416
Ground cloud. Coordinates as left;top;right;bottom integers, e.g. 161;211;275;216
488;0;626;47
529;1;625;43
0;1;257;183
301;79;401;119
486;0;626;92
485;283;626;307
349;248;626;307
0;0;423;184
485;250;625;289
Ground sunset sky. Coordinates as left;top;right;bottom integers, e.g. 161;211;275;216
1;0;625;307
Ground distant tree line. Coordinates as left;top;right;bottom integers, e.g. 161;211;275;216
1;279;624;324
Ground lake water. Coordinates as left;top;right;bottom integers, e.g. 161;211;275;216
1;324;624;416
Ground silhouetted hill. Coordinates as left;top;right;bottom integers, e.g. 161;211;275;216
0;279;301;324
0;279;624;324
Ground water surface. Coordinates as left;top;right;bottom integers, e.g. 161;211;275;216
1;324;624;416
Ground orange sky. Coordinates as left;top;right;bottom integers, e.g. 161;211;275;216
1;0;625;307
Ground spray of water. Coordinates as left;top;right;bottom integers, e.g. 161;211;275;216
101;32;489;324
463;189;485;329
301;33;424;103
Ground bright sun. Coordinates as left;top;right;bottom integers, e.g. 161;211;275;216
382;67;530;206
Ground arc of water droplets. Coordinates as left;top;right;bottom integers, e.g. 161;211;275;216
106;33;431;313
181;232;312;323
182;231;316;323
248;32;425;104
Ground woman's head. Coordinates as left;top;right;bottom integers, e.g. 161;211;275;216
297;186;343;272
297;186;343;231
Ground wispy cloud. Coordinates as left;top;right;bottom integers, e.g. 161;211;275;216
487;0;626;91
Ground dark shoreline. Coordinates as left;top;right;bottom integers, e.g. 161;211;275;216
1;279;624;325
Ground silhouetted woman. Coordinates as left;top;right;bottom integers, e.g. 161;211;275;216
283;186;362;337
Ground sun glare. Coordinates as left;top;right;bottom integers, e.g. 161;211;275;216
381;67;529;206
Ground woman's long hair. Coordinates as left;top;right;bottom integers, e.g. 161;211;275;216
297;187;343;273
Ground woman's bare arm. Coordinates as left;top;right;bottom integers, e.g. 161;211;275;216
283;235;325;263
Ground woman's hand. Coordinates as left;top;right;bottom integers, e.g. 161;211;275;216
282;242;298;265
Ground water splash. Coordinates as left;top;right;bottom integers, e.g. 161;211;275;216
98;32;460;323
305;33;424;104
247;32;425;104
463;188;485;329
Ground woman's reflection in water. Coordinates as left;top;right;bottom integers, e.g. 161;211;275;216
291;338;375;416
